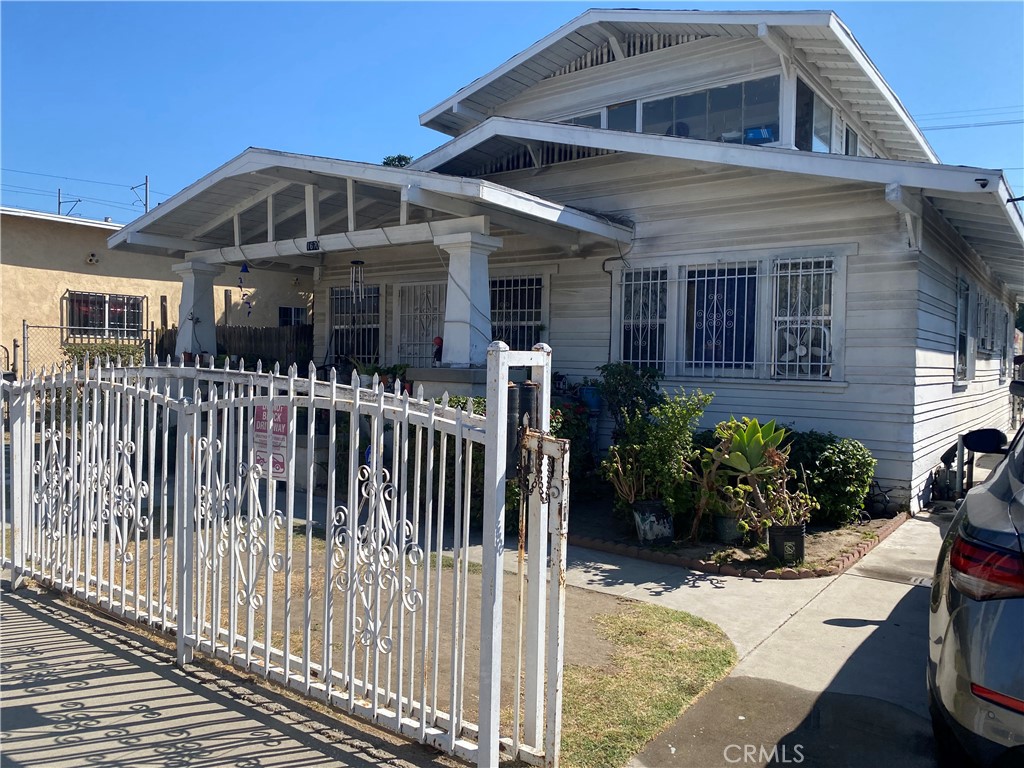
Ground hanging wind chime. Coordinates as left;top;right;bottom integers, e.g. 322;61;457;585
350;259;365;302
238;262;253;317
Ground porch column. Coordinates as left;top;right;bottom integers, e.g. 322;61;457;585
171;261;224;359
434;232;502;368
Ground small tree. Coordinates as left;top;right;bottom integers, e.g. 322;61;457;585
382;154;412;168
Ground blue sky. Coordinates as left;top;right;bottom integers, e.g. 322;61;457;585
2;1;1022;223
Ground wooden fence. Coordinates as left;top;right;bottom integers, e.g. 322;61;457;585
156;325;313;369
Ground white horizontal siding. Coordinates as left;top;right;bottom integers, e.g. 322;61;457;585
499;36;779;124
909;209;1016;506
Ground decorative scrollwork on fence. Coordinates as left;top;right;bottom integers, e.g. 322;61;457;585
88;437;150;565
332;464;423;654
231;462;284;610
32;428;75;543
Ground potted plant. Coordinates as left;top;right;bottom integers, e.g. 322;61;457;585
576;376;603;415
691;418;788;544
761;467;818;566
601;390;711;546
349;356;376;388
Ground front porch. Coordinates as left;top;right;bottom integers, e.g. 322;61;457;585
108;148;632;396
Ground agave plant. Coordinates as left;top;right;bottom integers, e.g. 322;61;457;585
718;418;789;478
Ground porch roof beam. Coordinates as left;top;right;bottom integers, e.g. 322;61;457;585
122;232;212;253
404;186;585;247
186;179;293;240
187;215;491;265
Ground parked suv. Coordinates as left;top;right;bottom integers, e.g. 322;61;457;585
928;399;1024;767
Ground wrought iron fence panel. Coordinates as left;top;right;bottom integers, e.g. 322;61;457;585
3;346;569;768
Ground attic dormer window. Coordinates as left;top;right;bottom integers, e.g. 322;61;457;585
569;112;601;128
640;75;780;145
795;79;833;153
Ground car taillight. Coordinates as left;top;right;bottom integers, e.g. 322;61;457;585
971;683;1024;714
950;534;1024;600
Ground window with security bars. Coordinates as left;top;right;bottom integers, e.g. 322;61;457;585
955;279;971;382
329;286;380;366
398;283;446;367
65;291;145;338
490;276;543;351
772;258;833;380
621;269;668;370
684;263;758;373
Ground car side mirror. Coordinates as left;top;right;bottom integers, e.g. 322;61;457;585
1009;380;1024;398
961;428;1008;455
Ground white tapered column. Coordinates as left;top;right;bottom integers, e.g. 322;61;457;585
434;232;502;368
172;261;224;358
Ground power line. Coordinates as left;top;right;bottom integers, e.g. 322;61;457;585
0;167;173;198
1;185;143;214
914;104;1023;118
920;119;1024;131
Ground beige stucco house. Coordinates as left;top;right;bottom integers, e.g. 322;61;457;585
0;206;313;372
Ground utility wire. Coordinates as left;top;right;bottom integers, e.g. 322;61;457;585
920;119;1024;131
1;167;173;197
1;183;146;210
914;104;1023;118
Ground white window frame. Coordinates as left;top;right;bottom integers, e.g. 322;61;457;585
612;246;848;382
638;72;784;147
490;274;546;350
329;284;381;366
954;277;975;383
393;281;447;367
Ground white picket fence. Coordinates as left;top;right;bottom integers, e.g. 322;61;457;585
0;342;570;767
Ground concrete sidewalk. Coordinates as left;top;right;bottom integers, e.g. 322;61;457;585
562;511;953;768
0;587;459;768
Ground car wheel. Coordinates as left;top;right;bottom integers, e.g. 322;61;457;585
929;688;977;768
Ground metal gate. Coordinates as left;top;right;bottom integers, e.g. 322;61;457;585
1;342;569;767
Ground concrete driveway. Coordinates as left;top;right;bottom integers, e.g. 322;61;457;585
564;511;954;768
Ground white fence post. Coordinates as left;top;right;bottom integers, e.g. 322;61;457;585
8;381;31;589
175;397;197;666
479;341;510;766
525;342;553;746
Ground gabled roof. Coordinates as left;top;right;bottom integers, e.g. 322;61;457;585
420;8;937;163
412;117;1024;296
107;147;632;262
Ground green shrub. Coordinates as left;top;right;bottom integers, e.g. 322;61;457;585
595;362;664;436
62;341;146;367
551;400;595;485
786;430;875;525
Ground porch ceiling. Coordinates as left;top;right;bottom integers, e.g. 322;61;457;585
107;147;633;266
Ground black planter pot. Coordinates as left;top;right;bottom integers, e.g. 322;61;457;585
632;500;674;547
768;522;806;565
713;514;744;545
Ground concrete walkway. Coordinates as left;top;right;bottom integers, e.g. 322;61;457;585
0;587;460;768
564;511;953;768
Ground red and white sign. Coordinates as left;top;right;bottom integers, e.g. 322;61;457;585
254;404;288;478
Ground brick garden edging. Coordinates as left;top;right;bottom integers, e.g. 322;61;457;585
567;511;911;580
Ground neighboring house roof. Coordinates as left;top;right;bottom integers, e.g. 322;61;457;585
412;117;1024;296
107;147;632;262
420;8;937;163
1;206;123;231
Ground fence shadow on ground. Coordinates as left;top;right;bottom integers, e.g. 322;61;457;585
0;586;458;768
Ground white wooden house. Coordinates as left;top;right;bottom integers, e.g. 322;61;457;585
108;9;1023;506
